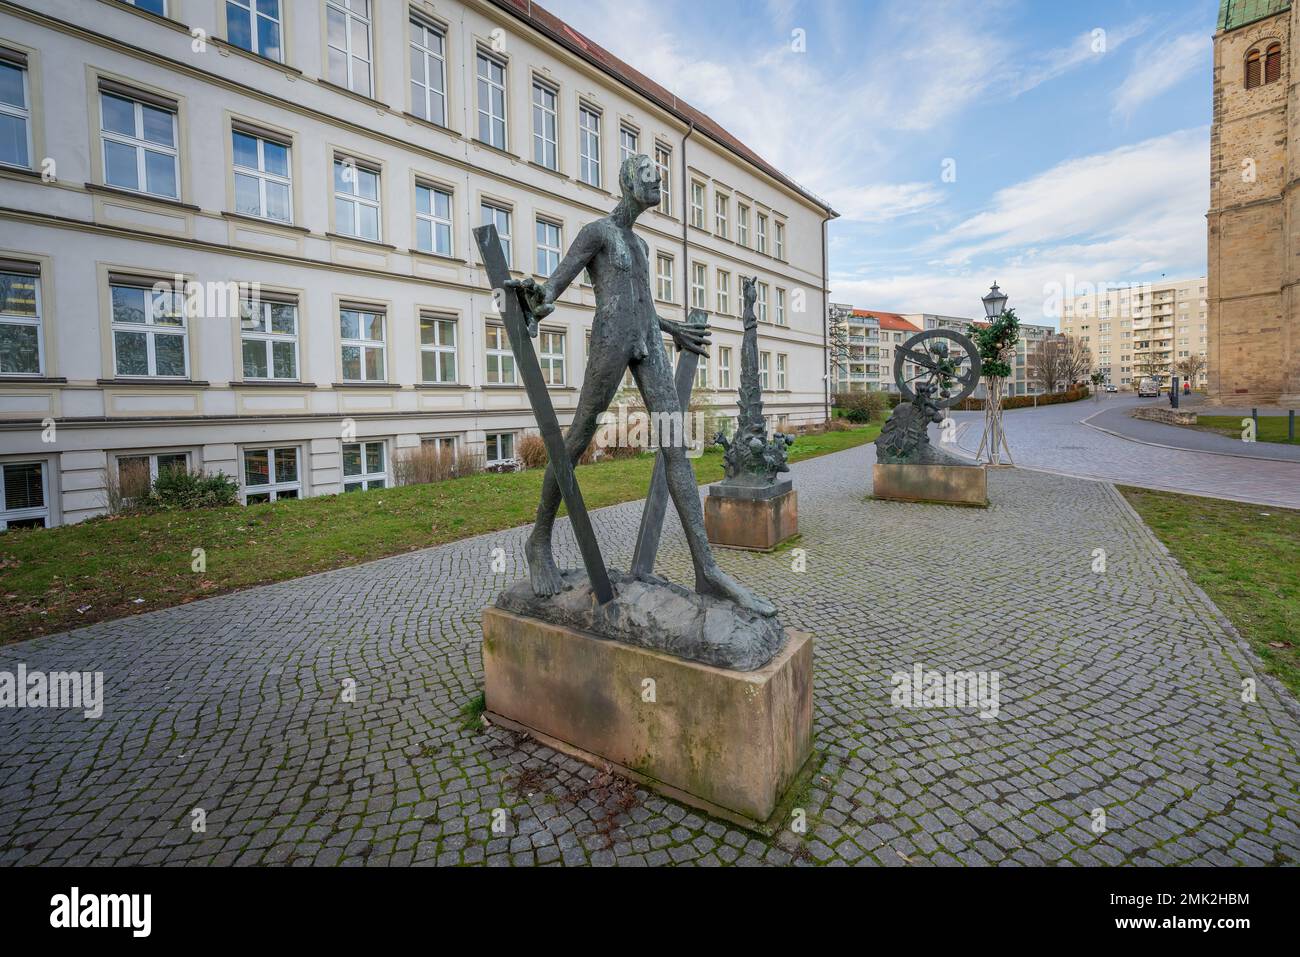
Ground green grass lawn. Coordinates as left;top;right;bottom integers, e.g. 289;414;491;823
0;425;879;644
1194;414;1299;445
1119;486;1300;698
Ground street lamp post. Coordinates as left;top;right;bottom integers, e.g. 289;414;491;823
975;283;1015;467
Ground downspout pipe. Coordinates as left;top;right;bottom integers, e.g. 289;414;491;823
822;213;832;423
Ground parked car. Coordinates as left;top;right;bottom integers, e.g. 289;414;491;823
1105;384;1118;393
1137;378;1160;397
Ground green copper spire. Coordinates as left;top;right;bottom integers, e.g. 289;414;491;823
1218;0;1291;33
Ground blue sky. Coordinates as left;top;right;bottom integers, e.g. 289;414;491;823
542;0;1218;326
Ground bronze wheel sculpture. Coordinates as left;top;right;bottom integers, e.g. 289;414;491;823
893;329;982;408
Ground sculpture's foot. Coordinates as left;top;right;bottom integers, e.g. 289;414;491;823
525;532;564;597
697;564;777;618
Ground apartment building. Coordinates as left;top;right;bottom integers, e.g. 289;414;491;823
905;313;1053;396
1058;278;1208;389
829;304;881;393
0;0;835;529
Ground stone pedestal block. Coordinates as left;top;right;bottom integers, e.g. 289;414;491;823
872;463;988;506
482;607;814;832
704;482;798;551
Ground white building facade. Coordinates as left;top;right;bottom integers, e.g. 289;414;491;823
0;0;834;529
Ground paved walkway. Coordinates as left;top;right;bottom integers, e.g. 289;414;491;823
1086;403;1300;463
1;443;1298;866
949;395;1300;508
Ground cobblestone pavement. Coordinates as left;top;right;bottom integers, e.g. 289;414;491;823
950;396;1300;508
1;443;1298;866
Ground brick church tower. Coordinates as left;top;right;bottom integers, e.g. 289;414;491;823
1208;0;1298;406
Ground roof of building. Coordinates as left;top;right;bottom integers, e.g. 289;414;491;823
487;0;836;217
854;310;918;332
1218;0;1291;32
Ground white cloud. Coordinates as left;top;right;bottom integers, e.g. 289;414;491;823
1011;19;1149;96
825;182;945;223
1112;33;1209;120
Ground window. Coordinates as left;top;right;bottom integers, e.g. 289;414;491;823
716;269;730;316
99;87;178;198
775;287;786;326
656;253;674;301
1266;43;1282;84
481;202;511;264
121;0;165;12
691;262;707;309
654;144;671;215
695;354;709;388
756;282;769;323
539;330;565;385
111;277;187;378
536;218;561;276
485;432;515;465
0;263;42;375
531;80;557;170
342;440;386;492
333;157;380;240
1;461;47;530
409;18;447;125
718;346;732;389
420;314;457;383
775;221;785;259
690;181;706;228
578;104;601;187
776;353;787;390
756;213;768;254
737;204;749;246
485;325;515;384
415;183;453;256
232;128;291;222
226;0;282;61
476;51;507;149
0;49;31;169
339;306;385;381
620;124;638;163
327;0;372;96
116;451;188;502
714;193;729;238
760;352;770;390
422;434;457;456
240;296;298;380
1247;43;1282;89
243;446;299;502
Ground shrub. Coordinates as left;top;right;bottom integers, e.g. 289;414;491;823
834;391;886;423
516;432;548;469
151;468;239;509
392;445;484;485
824;417;851;432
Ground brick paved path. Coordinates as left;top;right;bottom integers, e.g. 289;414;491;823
1;444;1298;866
950;396;1300;508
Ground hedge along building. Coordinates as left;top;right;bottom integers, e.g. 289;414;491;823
1208;0;1299;406
0;0;836;529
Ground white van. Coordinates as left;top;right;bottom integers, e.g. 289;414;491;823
1137;378;1160;398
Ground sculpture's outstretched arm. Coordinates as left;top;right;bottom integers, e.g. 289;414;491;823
543;222;602;303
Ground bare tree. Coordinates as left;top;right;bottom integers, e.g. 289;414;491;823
1176;354;1206;384
827;305;852;386
1062;335;1093;387
1027;335;1070;394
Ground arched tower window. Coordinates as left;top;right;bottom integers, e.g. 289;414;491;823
1246;48;1262;88
1265;42;1282;84
1246;42;1283;89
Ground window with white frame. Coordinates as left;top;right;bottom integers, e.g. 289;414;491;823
476;50;507;149
121;0;166;13
232;128;291;222
756;281;769;322
485;431;515;465
531;80;557;170
242;446;299;502
756;213;768;254
226;0;282;61
536;218;561;276
481;202;511;264
326;0;372;97
760;352;771;390
655;253;674;301
776;287;786;326
0;460;47;530
718;346;732;389
714;193;729;238
690;181;705;228
110;276;187;378
691;262;707;309
333;156;380;241
422;434;457;456
99;86;178;198
116;450;188;502
415;183;452;256
619;125;638;164
339;306;385;381
485;325;515;384
409;17;447;125
0;263;42;375
654;144;671;215
776;353;787;390
419;313;457;383
0;49;31;170
695;353;709;388
539;330;565;385
342;440;386;492
737;204;749;247
240;296;298;379
775;221;785;259
578;104;601;187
